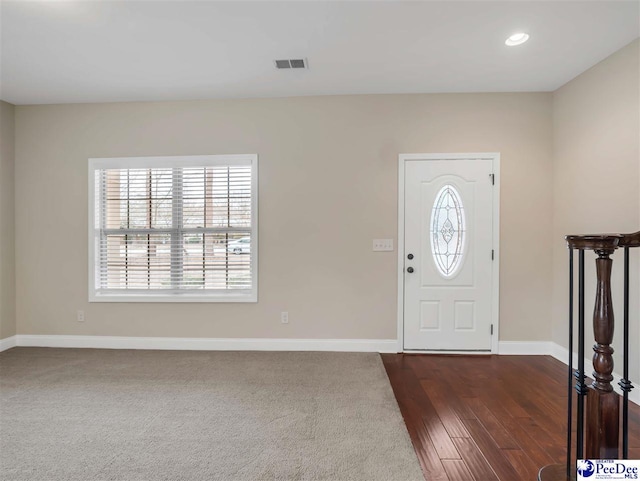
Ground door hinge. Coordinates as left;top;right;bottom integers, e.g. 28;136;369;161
490;173;495;185
491;249;494;260
491;324;494;335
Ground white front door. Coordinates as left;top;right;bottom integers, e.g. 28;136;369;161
401;154;498;351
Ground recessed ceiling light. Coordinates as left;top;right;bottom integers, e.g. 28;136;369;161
505;33;529;46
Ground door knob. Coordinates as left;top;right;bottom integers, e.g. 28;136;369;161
407;267;414;273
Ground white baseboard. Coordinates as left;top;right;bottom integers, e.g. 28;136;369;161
550;342;640;407
15;335;398;353
404;350;492;355
0;335;17;352
498;340;553;355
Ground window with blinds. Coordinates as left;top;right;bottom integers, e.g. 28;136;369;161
88;155;258;302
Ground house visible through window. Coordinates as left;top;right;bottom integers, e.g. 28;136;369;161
88;155;258;302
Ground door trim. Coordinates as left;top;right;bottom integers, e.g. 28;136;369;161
397;153;501;353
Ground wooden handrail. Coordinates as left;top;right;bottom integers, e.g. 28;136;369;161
565;230;640;250
620;230;640;248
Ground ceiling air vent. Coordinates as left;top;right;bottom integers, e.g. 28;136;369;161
274;58;308;69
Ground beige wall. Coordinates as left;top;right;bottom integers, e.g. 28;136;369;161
552;39;640;382
15;93;553;342
0;101;16;340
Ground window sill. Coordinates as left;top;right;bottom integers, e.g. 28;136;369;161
89;291;257;303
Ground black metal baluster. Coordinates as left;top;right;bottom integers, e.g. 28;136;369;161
575;248;587;460
567;248;574;477
618;246;633;459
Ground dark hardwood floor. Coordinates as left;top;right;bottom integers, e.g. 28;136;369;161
382;354;640;481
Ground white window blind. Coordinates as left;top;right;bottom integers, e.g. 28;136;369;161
89;155;258;302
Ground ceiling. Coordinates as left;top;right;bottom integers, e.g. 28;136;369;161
1;1;638;105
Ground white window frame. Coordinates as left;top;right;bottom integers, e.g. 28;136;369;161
88;154;258;303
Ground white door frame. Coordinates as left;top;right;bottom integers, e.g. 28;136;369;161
397;153;501;353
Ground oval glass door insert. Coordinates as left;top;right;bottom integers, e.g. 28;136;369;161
430;184;466;277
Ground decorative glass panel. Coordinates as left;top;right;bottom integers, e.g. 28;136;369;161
430;184;466;277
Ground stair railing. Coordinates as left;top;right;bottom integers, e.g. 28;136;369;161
538;230;638;481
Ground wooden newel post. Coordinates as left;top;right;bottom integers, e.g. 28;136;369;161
586;247;619;459
539;231;638;481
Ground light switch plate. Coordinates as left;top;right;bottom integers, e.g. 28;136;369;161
373;239;394;251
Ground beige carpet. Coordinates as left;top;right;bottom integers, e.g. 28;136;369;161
0;348;423;481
